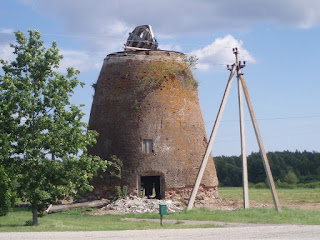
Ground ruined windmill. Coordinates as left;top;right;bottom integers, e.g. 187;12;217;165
88;25;218;200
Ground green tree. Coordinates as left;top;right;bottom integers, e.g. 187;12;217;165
215;151;320;187
0;30;108;225
0;64;17;216
0;166;12;216
283;170;299;185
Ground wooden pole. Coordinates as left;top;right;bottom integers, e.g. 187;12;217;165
238;73;281;212
237;75;249;209
187;47;280;212
234;48;249;209
187;64;237;210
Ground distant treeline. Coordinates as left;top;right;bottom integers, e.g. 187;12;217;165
214;151;320;188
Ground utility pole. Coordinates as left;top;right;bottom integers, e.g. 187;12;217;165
237;70;281;212
187;64;237;210
234;48;249;209
187;48;281;212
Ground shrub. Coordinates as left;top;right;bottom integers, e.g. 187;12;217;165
297;181;320;188
113;185;128;201
253;182;268;189
283;171;299;185
276;179;296;189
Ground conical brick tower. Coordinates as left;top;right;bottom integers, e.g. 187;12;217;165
89;49;218;199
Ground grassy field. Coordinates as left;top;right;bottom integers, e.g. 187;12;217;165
0;208;213;232
1;187;320;231
127;207;320;225
218;187;320;204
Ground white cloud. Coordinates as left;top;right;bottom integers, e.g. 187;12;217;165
22;0;320;38
190;35;255;71
158;44;182;52
0;28;15;44
18;0;320;67
0;26;102;73
0;28;15;63
0;45;102;73
81;19;132;53
0;28;14;34
0;44;14;62
59;49;103;73
8;1;320;73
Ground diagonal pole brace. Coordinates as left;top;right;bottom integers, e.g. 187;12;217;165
187;64;237;210
187;48;281;212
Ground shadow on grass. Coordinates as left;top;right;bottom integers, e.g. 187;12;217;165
0;208;35;228
0;220;34;228
0;224;25;227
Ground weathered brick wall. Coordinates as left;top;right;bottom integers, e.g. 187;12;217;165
88;50;218;199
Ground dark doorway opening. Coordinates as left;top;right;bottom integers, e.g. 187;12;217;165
140;176;162;199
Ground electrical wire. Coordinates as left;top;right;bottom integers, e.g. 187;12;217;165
204;115;320;124
17;31;247;65
42;32;242;48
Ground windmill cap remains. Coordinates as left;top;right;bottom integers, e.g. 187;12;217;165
124;25;158;51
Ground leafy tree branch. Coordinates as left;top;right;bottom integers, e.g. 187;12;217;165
0;30;111;225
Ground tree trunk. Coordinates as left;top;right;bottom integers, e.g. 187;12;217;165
45;199;109;214
32;208;38;225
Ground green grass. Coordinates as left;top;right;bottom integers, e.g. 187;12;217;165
218;187;320;203
169;207;320;225
0;208;214;232
1;188;320;231
125;207;320;225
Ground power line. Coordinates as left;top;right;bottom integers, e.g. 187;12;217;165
42;33;125;41
0;31;250;65
41;32;249;49
204;114;320;124
211;130;320;144
255;115;320;121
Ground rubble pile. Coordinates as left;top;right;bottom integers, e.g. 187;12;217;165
102;196;182;213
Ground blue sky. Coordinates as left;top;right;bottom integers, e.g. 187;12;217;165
1;0;319;156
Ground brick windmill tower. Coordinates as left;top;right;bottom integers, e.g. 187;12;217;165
88;25;218;199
